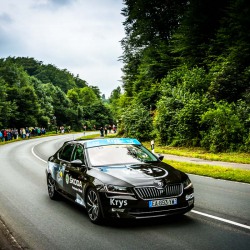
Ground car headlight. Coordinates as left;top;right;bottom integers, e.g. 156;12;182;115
183;178;193;190
105;185;134;195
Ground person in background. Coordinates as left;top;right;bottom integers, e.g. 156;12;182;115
0;130;3;142
100;127;104;137
108;125;112;133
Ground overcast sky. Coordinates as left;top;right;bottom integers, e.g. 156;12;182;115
0;0;126;97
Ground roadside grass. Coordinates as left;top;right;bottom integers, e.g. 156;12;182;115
163;160;250;184
78;133;102;140
142;142;250;164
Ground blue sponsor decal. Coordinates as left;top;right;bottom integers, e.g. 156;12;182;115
86;138;141;148
149;201;153;208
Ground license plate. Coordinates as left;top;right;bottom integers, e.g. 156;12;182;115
149;198;177;208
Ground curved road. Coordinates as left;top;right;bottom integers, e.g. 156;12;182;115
0;134;250;249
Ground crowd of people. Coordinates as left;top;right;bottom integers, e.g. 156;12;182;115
99;124;117;137
1;124;117;142
0;127;46;142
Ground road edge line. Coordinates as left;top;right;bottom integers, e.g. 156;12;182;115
191;210;250;230
31;146;47;163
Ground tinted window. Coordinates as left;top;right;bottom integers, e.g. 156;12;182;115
59;144;75;161
72;145;85;162
86;144;158;166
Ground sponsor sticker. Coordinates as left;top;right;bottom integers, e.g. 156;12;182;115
65;174;69;184
86;138;140;148
110;199;128;208
69;176;82;188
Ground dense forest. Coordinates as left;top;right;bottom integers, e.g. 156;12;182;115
110;0;249;152
1;0;249;152
0;57;113;131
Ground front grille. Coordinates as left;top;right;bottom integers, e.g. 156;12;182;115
134;184;183;200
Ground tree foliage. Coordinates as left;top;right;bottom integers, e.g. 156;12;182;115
0;57;114;131
120;103;153;141
117;0;250;152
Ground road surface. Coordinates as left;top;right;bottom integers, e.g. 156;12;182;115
0;134;249;249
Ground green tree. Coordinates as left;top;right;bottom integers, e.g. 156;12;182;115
121;0;188;100
0;79;17;128
120;103;153;141
109;86;122;119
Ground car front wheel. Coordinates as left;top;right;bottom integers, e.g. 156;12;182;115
47;174;59;200
86;188;103;224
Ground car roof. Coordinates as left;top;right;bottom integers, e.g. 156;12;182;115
71;138;141;148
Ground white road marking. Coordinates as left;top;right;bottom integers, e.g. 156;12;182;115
31;146;47;163
191;210;250;230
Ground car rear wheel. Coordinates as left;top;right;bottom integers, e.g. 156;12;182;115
47;174;59;200
86;188;103;224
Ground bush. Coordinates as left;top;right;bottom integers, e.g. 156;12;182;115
200;102;245;152
119;103;153;141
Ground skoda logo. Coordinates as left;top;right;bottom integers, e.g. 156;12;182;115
65;174;69;184
154;180;164;188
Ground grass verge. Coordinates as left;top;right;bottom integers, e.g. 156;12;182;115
164;159;250;184
142;142;250;164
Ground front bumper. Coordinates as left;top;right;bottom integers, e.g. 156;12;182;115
99;190;194;219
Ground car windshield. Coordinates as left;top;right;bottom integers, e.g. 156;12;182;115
86;144;158;166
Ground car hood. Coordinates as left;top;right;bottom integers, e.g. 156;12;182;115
91;162;186;186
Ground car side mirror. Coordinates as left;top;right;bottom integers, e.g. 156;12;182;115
71;159;83;165
158;155;164;161
71;159;86;168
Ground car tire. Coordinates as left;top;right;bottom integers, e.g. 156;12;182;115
86;187;103;224
47;174;59;200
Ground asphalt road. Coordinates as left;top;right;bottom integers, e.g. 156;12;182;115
0;134;250;250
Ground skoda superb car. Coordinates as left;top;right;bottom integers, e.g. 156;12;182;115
46;138;194;224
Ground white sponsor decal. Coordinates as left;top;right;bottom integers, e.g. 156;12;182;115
110;199;128;208
65;174;69;184
136;167;168;178
69;176;82;188
185;193;194;200
72;186;83;193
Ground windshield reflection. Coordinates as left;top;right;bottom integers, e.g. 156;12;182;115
87;144;158;166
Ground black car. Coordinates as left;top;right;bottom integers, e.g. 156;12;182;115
46;138;194;224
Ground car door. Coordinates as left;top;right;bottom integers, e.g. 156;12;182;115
65;144;87;204
57;143;75;195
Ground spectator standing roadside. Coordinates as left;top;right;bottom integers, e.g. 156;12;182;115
113;124;117;133
22;128;26;139
41;128;46;135
14;129;18;139
7;130;12;141
0;130;3;142
3;129;7;141
108;125;112;133
100;127;104;137
26;127;30;138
